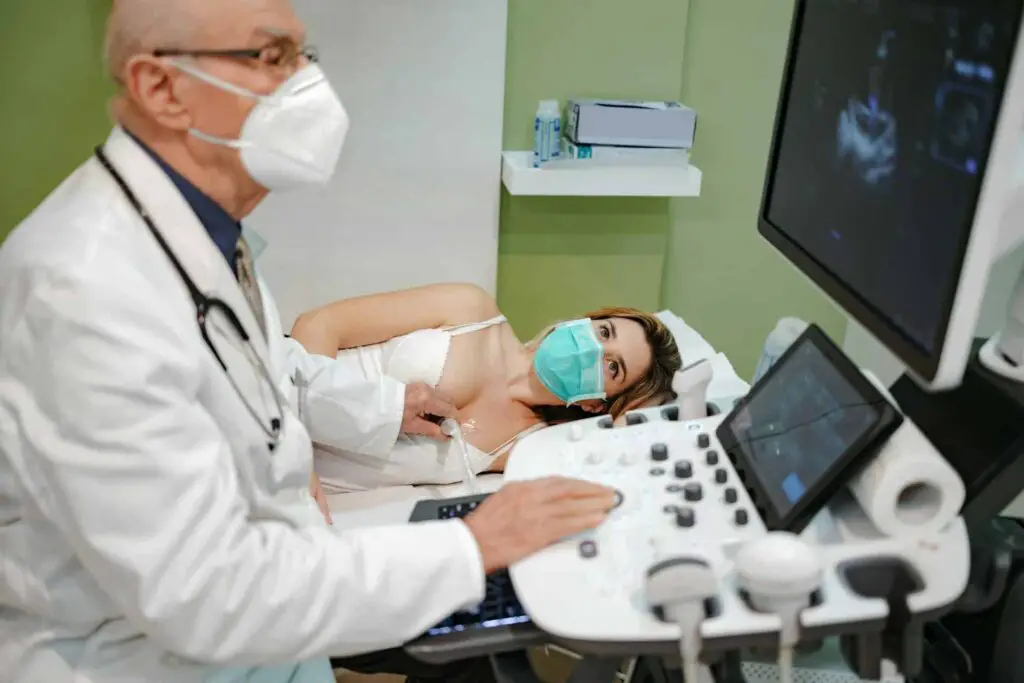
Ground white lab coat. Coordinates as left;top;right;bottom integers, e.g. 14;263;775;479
0;128;485;682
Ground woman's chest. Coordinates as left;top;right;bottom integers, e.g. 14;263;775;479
436;329;506;405
455;393;541;461
435;328;543;458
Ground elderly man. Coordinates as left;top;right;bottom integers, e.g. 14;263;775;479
0;1;615;681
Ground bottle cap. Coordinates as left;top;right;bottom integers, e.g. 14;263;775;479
538;99;561;115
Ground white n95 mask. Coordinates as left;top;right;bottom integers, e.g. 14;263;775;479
171;61;350;190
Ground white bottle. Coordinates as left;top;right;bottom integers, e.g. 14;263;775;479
533;100;562;168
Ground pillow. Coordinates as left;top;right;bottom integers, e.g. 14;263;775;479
655;310;718;364
655;310;750;402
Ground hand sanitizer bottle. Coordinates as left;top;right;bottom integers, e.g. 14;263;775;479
533;100;562;168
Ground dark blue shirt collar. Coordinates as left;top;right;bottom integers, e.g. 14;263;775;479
127;131;242;271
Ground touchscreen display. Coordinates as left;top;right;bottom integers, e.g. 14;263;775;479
724;339;883;517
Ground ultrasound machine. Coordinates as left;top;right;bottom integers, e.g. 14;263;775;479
400;1;1024;681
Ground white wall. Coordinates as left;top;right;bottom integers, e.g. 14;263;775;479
249;0;508;327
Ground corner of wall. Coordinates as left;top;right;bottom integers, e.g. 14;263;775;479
496;0;690;338
662;0;847;377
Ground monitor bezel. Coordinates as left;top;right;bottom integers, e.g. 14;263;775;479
757;0;1024;389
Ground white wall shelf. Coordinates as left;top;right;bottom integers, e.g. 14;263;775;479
501;150;702;198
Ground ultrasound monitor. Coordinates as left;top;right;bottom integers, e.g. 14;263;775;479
759;0;1024;390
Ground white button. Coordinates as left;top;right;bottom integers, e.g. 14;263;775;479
586;450;604;464
618;452;636;465
569;423;584;441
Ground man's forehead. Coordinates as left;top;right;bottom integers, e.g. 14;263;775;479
253;24;306;44
199;2;305;46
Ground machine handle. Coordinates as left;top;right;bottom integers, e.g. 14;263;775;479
957;549;1012;613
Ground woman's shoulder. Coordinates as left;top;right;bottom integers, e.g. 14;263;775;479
432;282;501;325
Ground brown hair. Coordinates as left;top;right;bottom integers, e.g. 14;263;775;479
531;307;683;423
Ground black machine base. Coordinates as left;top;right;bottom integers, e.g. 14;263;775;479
889;340;1024;683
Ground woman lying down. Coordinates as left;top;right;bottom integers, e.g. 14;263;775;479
289;283;682;493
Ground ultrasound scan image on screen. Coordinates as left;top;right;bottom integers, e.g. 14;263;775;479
729;341;881;517
766;0;1021;355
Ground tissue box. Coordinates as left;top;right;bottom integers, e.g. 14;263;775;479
566;99;697;149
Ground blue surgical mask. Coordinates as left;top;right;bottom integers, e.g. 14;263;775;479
533;319;606;404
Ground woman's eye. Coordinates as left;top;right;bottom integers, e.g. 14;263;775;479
599;326;611;340
608;359;619;378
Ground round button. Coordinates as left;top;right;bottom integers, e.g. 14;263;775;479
663;504;679;513
650;443;669;461
613;490;624;508
735;509;749;526
618;452;636;466
569;423;584;441
697;434;710;449
684;482;703;502
666;483;683;493
715;468;728;484
706;450;719;466
724;487;738;504
649;467;665;476
674;460;693;479
675;508;696;528
586;451;604;465
579;540;598;558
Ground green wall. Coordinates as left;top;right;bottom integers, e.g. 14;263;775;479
496;0;690;338
661;0;845;376
0;0;114;238
496;0;845;375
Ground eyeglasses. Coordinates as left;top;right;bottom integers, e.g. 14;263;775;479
154;39;319;71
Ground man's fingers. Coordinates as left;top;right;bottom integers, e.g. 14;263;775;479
531;476;618;501
311;485;333;525
541;512;608;543
316;493;333;525
406;417;446;440
544;496;618;519
424;393;456;419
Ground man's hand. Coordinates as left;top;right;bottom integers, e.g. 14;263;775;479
463;477;617;574
310;472;332;525
401;382;457;439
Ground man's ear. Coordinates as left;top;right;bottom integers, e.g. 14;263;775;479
122;55;193;131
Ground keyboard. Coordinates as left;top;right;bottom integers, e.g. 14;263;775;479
409;494;531;636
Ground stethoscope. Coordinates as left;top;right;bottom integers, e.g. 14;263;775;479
93;145;284;452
